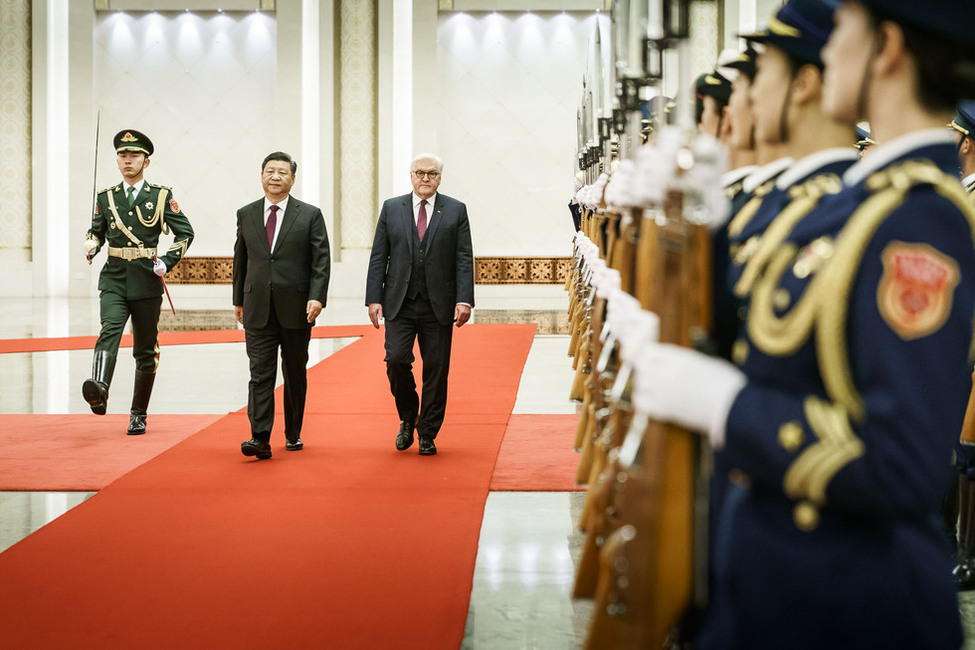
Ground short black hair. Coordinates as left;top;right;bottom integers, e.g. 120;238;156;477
262;151;297;175
866;6;975;113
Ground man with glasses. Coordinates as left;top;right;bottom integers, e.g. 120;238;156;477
366;154;475;456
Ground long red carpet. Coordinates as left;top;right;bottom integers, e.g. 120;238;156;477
0;323;535;649
490;414;585;491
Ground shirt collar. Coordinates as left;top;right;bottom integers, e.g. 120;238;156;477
962;172;975;189
125;179;145;194
264;196;289;214
776;148;860;190
413;192;436;208
843;129;958;186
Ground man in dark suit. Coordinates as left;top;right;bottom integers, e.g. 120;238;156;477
366;153;474;456
233;151;331;460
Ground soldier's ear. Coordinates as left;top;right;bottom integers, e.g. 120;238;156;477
143;157;151;169
791;64;822;108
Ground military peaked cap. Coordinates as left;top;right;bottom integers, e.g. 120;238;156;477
740;0;838;67
113;129;153;156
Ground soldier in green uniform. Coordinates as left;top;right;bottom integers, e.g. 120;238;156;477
82;129;194;435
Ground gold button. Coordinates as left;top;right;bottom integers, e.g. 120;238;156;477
773;289;791;310
794;501;819;531
778;421;804;451
732;339;749;365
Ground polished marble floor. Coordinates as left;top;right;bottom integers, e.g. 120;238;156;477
2;291;974;649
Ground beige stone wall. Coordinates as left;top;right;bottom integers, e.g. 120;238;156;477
0;0;31;253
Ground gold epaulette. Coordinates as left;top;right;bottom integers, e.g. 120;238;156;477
146;182;172;190
98;185;119;195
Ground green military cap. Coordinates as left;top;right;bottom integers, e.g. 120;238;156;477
114;129;153;156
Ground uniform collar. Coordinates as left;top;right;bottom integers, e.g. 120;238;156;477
742;157;793;194
962;172;975;189
721;165;758;189
124;179;146;195
843;129;958;186
776;148;859;190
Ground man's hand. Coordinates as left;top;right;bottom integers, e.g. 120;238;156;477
454;304;472;328
234;305;244;324
152;258;167;277
306;299;323;323
368;303;383;329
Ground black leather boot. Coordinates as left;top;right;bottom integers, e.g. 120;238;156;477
82;351;116;415
127;369;155;435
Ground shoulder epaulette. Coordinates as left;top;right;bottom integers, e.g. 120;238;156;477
146;182;172;190
98;185;119;195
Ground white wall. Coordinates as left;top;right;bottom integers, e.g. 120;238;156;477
433;11;589;257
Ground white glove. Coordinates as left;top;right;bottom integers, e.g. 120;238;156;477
83;238;98;258
153;258;167;277
632;343;747;450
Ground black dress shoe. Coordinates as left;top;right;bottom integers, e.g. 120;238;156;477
395;421;415;451
127;411;147;436
241;438;272;460
286;438;303;451
82;379;108;416
418;436;437;456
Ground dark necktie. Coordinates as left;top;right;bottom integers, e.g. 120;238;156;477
267;204;278;249
418;199;428;241
127;186;136;207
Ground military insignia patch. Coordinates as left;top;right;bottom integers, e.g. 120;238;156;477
93;204;98;215
877;242;959;340
121;132;138;142
169;198;180;213
145;201;153;210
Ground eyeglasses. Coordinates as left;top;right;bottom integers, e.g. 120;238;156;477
412;170;440;179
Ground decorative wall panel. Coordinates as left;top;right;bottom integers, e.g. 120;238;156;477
166;254;570;284
0;0;31;251
337;0;377;252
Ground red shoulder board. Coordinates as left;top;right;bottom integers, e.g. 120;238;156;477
878;242;959;340
169;198;180;213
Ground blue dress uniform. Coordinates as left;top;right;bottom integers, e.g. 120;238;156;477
700;131;975;649
82;130;193;434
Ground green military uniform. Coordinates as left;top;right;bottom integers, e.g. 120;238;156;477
82;129;193;435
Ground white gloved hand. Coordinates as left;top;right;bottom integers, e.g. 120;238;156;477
153;258;167;277
632;343;747;450
83;238;98;258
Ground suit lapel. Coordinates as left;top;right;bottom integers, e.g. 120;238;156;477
400;195;415;253
422;195;445;249
273;198;300;254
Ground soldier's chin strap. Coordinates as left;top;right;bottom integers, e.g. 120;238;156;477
854;30;881;128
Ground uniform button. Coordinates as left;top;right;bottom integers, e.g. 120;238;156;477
127;242;132;246
732;339;748;365
778;421;804;451
773;289;791;310
128;211;133;216
794;501;819;531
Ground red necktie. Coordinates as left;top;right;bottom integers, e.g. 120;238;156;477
267;204;278;249
418;199;428;241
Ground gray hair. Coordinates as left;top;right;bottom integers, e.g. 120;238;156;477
411;153;444;173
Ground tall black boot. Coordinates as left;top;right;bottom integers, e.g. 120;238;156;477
82;351;116;415
127;369;155;435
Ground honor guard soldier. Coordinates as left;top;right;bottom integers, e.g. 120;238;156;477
630;0;975;647
695;70;733;140
82;129;194;435
951;101;975;193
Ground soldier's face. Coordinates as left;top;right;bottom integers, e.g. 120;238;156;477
117;152;148;182
822;1;874;123
699;96;724;140
262;160;295;202
751;45;793;146
411;158;442;199
728;75;755;151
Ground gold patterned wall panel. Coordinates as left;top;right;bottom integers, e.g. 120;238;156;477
337;0;378;254
0;0;31;251
166;255;570;284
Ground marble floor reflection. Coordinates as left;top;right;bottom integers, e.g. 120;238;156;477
3;292;974;649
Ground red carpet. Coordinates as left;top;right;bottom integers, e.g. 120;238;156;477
0;324;373;354
0;324;535;649
0;414;221;491
490;414;585;491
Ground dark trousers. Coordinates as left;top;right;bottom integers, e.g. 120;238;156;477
384;296;453;438
244;300;311;443
95;292;162;372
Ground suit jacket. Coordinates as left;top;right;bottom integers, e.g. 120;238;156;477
365;192;474;325
87;182;194;300
233;196;331;330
